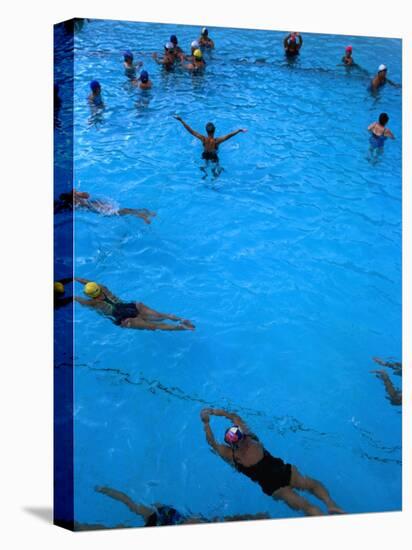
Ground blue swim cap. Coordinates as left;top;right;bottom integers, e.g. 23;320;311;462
123;50;133;60
90;80;100;92
140;70;149;83
170;35;178;45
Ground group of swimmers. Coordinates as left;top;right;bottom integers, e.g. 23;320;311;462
54;25;401;527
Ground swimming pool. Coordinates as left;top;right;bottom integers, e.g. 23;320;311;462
55;18;402;527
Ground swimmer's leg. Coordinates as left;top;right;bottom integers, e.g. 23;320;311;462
118;208;156;224
95;486;153;521
289;466;344;514
137;303;194;327
371;370;402;405
121;317;193;331
272;486;323;516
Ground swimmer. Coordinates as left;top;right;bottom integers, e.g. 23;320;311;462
174;115;247;164
132;70;153;90
54;278;73;310
54;189;156;224
200;408;344;517
367;113;395;158
284;32;303;57
96;486;269;527
342;45;354;66
170;34;185;61
123;50;142;79
371;357;402;406
198;27;215;49
182;48;206;72
370;64;400;91
74;278;195;331
184;40;200;62
88;80;104;108
152;42;176;70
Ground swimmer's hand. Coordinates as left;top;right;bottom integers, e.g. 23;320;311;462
174;115;183;122
371;369;389;380
200;408;212;422
239;128;247;133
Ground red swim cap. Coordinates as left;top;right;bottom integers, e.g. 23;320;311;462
345;45;352;52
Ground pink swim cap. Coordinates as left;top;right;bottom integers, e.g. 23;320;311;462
345;45;352;52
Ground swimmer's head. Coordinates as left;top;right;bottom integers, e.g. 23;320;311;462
123;50;133;61
224;425;245;446
201;27;208;36
345;45;352;54
289;35;297;43
170;35;178;45
84;282;102;299
379;112;389;126
378;64;387;73
90;80;101;93
193;49;203;60
206;122;215;136
140;70;149;83
54;282;65;295
191;40;200;51
165;41;174;51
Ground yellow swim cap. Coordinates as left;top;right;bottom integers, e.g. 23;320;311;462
84;282;101;299
194;49;203;59
54;282;65;294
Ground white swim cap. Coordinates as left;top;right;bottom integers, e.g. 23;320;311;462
201;27;208;35
165;41;174;50
378;64;387;72
191;40;199;49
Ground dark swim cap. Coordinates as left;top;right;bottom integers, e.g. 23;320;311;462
206;122;215;134
123;50;133;60
140;70;149;83
90;80;101;92
379;112;389;125
170;35;178;45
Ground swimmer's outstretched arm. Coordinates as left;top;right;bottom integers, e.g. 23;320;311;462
74;296;98;308
373;357;402;371
205;408;250;433
96;486;154;521
215;128;247;145
371;370;402;406
173;115;204;140
200;409;233;462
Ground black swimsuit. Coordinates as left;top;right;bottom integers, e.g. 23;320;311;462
102;295;139;325
202;150;219;162
232;438;292;496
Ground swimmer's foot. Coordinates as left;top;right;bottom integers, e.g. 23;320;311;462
372;357;385;366
181;319;195;330
328;506;345;515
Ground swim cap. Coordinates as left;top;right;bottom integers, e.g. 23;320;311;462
165;41;174;50
54;282;65;295
345;45;352;52
123;50;133;60
191;40;200;49
170;35;178;45
84;282;101;299
140;70;149;83
201;27;208;35
224;425;244;445
90;80;101;92
378;64;387;72
193;49;203;59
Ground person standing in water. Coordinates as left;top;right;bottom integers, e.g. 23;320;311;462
173;115;247;164
182;49;206;72
200;408;344;517
367;112;395;159
198;27;214;49
152;43;176;70
123;50;142;79
74;278;195;331
283;32;303;57
370;64;400;91
342;45;354;65
132;70;153;90
88;80;104;108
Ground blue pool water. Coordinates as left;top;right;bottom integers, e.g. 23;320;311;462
55;19;401;527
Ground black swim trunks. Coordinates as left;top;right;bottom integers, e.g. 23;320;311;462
202;150;219;163
111;302;139;325
233;448;292;496
145;506;183;527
